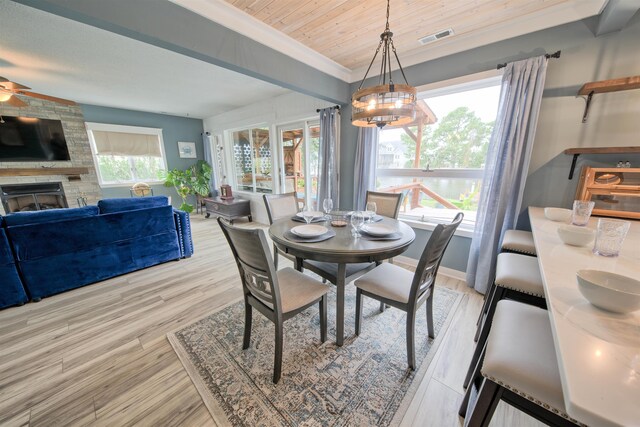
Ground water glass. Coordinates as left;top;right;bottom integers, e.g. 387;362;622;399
365;202;377;223
571;200;595;226
350;211;365;237
593;218;630;257
322;198;333;218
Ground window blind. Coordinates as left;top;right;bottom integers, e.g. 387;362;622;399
92;130;162;157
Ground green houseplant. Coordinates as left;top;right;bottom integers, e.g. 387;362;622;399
161;160;212;213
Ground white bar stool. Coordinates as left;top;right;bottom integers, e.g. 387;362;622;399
501;230;536;256
460;300;583;427
465;252;546;388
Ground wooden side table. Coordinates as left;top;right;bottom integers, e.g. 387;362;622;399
204;197;252;224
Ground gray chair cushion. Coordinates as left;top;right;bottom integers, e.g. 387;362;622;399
354;263;414;304
502;230;536;255
495;253;544;297
276;267;330;314
482;300;567;418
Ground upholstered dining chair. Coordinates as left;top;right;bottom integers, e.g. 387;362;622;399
217;218;330;384
354;212;463;369
263;192;299;269
365;190;403;218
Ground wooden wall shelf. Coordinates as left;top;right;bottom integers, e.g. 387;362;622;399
563;147;640;179
0;167;90;177
578;75;640;123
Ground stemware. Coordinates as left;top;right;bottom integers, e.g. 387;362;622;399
322;198;333;218
302;205;316;224
350;211;365;237
365;201;377;223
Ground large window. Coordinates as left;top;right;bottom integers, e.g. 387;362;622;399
376;76;501;228
86;123;167;186
231;127;273;193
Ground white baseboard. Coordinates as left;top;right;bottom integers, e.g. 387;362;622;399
395;255;467;282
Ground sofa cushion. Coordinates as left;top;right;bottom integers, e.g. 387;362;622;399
3;206;99;227
98;196;169;214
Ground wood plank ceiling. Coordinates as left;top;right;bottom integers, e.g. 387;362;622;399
223;0;572;70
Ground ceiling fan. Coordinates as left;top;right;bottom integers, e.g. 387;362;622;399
0;76;77;107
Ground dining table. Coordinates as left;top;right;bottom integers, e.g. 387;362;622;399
269;216;416;346
528;207;640;427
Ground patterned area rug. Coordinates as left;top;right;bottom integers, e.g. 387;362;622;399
168;285;462;426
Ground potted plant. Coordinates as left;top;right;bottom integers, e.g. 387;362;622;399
161;160;212;213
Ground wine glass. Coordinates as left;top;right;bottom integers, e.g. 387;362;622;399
365;201;377;223
302;205;315;224
322;198;333;219
350;211;365;237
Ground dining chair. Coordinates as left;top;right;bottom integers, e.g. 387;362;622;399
365;190;403;218
263;192;299;269
460;300;581;427
353;212;463;369
217;218;330;384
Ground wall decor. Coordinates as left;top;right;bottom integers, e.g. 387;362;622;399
178;141;197;158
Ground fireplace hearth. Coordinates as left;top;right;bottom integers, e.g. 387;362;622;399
1;182;68;213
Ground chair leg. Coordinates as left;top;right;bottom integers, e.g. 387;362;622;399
474;283;498;342
273;244;279;270
406;309;417;369
319;295;327;343
355;289;363;336
242;301;252;350
465;379;503;427
273;321;283;384
476;282;496;326
460;339;487;417
380;301;386;312
426;293;435;339
464;287;504;389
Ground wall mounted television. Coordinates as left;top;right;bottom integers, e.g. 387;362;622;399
0;116;71;161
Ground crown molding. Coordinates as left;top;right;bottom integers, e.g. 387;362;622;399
169;0;352;82
349;0;608;81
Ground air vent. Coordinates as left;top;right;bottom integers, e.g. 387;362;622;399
418;28;454;45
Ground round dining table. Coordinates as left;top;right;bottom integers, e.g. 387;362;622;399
269;217;416;346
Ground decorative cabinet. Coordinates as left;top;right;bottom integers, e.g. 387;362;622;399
204;197;252;224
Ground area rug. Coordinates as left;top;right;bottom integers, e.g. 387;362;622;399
168;285;462;427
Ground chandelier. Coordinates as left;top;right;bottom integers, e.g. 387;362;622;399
351;0;416;128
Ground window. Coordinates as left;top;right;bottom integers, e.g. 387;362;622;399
277;122;320;208
86;123;167;186
231;126;273;193
376;76;501;229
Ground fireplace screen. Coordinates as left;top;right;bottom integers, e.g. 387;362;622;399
1;183;68;213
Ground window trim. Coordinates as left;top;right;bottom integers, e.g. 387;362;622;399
86;122;168;187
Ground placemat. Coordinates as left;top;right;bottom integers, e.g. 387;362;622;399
291;216;326;223
359;231;403;241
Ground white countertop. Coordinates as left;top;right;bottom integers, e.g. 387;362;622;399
529;207;640;427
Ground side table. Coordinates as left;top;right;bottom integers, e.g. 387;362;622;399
204;197;252;224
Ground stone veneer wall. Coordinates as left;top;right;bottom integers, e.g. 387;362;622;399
0;96;102;215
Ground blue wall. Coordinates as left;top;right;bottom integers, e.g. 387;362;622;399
81;104;204;205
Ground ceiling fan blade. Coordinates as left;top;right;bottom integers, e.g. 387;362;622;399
18;91;76;106
0;81;31;91
6;95;28;107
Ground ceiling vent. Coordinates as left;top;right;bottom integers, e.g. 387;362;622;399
418;28;454;45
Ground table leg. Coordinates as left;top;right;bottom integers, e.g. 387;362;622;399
294;257;303;272
336;263;346;346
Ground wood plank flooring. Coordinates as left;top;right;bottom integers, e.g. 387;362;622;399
0;215;543;426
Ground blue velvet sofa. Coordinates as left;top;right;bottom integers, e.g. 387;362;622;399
0;196;193;307
0;218;29;308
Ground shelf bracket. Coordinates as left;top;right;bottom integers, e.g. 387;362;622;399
581;91;594;123
568;154;580;180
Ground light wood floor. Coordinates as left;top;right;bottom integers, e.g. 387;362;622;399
0;215;544;426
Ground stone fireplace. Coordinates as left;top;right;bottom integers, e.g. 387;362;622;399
0;97;102;215
0;182;68;213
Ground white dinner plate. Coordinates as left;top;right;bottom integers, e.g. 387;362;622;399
295;211;324;219
291;225;328;238
361;223;395;236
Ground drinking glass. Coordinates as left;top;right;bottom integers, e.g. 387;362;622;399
350;211;365;237
571;200;595;226
322;198;333;218
302;206;315;224
365;201;377;223
593;218;630;257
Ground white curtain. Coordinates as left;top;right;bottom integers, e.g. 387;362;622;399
353;127;379;210
466;55;548;293
317;107;341;209
202;132;217;196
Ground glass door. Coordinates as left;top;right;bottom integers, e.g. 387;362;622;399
277;122;320;209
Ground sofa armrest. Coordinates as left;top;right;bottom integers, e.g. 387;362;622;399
173;209;194;258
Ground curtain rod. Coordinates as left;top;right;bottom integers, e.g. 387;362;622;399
497;50;561;70
316;105;340;113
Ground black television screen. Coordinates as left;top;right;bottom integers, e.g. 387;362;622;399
0;116;71;161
